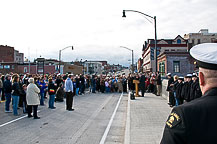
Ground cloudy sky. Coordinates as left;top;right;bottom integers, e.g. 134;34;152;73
0;0;217;66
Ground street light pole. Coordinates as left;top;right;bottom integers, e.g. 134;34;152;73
122;10;158;72
120;46;134;73
59;46;73;74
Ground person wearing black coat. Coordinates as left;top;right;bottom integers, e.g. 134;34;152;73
190;75;202;101
48;78;57;109
12;75;21;115
55;83;64;102
4;74;12;112
155;72;162;96
175;77;184;105
181;75;192;102
166;73;175;107
139;74;146;97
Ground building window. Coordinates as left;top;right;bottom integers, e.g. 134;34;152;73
0;65;3;69
173;61;180;73
192;39;195;45
24;67;28;73
11;65;15;69
177;39;181;44
4;65;10;69
198;39;201;44
159;61;165;76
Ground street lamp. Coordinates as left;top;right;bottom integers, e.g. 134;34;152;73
122;10;158;72
120;46;134;73
59;46;73;73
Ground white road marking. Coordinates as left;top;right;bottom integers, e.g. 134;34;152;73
99;93;123;144
124;92;131;144
0;110;40;128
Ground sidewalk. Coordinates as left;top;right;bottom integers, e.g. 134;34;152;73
125;92;171;144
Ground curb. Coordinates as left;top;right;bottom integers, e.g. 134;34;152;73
124;92;131;144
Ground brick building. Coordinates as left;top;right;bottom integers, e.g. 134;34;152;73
0;45;14;62
157;52;194;77
142;35;188;73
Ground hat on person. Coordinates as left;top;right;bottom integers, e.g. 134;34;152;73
167;73;171;76
178;76;184;81
186;74;192;78
192;73;197;77
28;78;34;83
190;43;217;70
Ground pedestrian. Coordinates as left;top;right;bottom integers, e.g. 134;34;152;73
55;83;64;102
190;73;202;100
139;73;146;97
155;72;162;96
20;84;27;113
117;77;123;93
171;75;179;106
12;75;21;116
4;74;12;113
26;78;40;119
160;43;217;144
166;73;175;107
1;75;5;101
48;78;57;109
65;74;74;111
183;74;192;102
38;78;47;106
175;77;184;105
0;73;3;102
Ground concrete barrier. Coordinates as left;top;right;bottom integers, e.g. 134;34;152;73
161;79;169;102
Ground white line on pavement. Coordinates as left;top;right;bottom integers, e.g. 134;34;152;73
99;93;123;144
124;92;131;144
0;110;40;128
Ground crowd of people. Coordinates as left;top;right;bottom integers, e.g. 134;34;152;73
0;70;200;119
166;72;202;108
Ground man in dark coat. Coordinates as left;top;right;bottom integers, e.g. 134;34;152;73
155;72;162;96
166;73;174;107
182;74;192;102
139;73;146;97
190;73;202;101
161;43;217;144
4;74;12;112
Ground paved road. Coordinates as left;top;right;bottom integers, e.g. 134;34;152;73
0;91;171;144
0;93;128;144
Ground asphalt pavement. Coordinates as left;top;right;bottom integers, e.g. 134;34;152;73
0;91;171;144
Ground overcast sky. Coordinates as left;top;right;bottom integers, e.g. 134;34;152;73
0;0;217;66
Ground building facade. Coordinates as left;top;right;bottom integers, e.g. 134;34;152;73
184;29;217;50
142;35;187;73
0;45;14;62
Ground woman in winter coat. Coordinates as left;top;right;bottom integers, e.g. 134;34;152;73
12;75;21;116
26;78;40;119
48;78;57;109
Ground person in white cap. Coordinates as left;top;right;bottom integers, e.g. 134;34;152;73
161;43;217;144
166;73;175;107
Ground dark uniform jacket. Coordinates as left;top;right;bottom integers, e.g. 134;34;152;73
190;79;202;100
166;77;174;92
161;87;217;144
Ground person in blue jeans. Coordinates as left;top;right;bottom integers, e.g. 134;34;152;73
48;78;57;109
3;74;12;112
12;75;21;116
38;78;47;106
